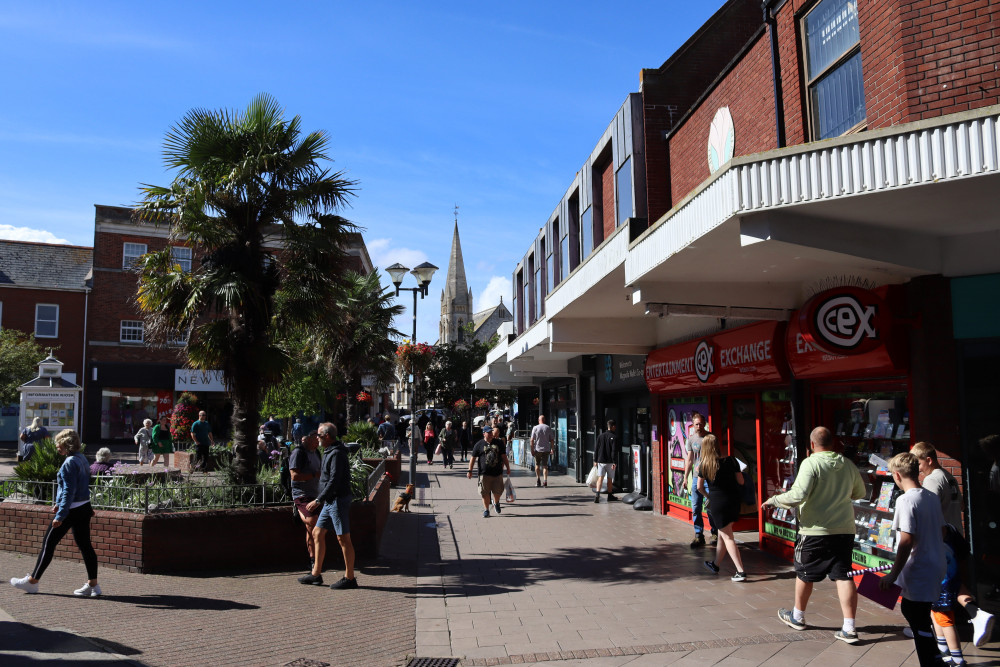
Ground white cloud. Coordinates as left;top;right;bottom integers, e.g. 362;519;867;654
367;238;429;273
477;275;512;311
0;225;70;244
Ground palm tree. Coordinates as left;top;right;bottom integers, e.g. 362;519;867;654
315;270;404;423
134;94;358;483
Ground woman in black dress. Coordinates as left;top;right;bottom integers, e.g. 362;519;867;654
697;434;747;581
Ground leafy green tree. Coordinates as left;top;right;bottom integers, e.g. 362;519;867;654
135;94;358;483
423;333;515;411
0;330;47;404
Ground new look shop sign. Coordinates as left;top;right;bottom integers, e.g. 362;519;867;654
174;370;227;392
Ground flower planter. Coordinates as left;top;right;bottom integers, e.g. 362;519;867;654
363;450;401;487
172;450;222;473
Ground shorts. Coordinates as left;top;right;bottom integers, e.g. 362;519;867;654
316;496;352;535
294;496;320;518
793;534;854;582
533;451;550;467
478;474;504;497
931;608;956;628
594;462;615;477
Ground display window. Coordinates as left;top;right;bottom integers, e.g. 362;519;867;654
663;398;709;509
24;401;75;429
814;382;910;569
101;388;173;440
759;391;798;555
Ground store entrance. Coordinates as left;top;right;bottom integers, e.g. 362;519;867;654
726;394;760;533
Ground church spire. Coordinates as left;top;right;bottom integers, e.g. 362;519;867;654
443;207;469;301
440;205;473;344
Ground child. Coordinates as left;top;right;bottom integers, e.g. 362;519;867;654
879;452;947;667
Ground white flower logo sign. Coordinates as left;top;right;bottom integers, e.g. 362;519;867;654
707;106;735;174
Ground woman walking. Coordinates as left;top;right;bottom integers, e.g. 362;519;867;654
10;429;102;596
150;415;172;467
698;434;747;582
424;421;436;465
134;418;153;465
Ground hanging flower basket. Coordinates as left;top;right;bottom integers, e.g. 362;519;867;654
336;393;346;401
453;399;470;412
532;397;539;406
356;391;372;404
475;398;490;410
396;341;435;375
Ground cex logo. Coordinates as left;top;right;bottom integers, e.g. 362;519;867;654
814;295;877;350
694;340;715;383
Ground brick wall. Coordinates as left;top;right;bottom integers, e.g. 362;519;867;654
643;106;675;225
0;473;392;573
0;288;87;378
599;157;615;241
669;34;775;206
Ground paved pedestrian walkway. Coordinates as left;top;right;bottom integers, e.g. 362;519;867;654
0;445;996;666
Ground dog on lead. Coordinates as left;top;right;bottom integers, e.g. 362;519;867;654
392;484;415;512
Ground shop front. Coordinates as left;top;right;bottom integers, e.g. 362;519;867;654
541;381;577;476
595;354;649;494
646;320;790;534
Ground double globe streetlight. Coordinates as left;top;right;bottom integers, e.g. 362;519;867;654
386;261;438;485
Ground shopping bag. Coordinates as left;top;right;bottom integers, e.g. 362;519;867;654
857;572;900;610
435;443;443;455
585;466;599;488
504;476;516;502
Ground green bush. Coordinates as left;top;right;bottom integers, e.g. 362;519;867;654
345;420;380;451
12;438;76;483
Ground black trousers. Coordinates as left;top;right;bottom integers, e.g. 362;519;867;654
901;598;943;666
32;503;98;581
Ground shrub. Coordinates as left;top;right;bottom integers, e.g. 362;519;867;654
171;391;199;442
12;438;74;483
345;420;379;451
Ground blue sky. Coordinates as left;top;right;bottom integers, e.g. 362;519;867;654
0;1;727;342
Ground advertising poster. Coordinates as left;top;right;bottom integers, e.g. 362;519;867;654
557;415;568;468
666;401;708;507
631;445;642;493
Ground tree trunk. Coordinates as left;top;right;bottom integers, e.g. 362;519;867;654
230;393;259;485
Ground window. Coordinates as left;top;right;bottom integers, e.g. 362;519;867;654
616;158;633;227
35;304;58;338
545;230;555;293
0;301;3;328
527;254;536;325
171;246;192;272
581;206;593;262
122;242;147;269
167;328;189;346
120;320;144;343
803;0;865;140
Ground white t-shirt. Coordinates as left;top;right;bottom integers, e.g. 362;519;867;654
892;487;946;602
921;467;963;533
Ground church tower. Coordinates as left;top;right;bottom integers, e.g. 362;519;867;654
440;207;473;344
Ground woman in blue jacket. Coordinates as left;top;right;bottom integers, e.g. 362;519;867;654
10;429;102;597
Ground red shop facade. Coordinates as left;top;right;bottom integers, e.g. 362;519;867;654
646;286;913;568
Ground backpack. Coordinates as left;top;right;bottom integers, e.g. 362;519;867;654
482;442;501;471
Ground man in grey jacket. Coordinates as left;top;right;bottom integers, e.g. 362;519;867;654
298;422;357;590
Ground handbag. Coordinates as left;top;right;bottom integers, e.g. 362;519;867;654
585;466;599;488
434;443;443;455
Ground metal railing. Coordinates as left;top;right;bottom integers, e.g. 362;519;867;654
0;477;291;514
365;460;386;499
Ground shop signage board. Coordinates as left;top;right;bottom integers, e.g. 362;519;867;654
174;370;227;392
645;321;788;393
596;355;648;392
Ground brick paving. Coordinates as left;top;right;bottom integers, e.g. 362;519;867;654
1;442;997;666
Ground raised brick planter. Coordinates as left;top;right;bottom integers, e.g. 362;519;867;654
364;450;402;487
0;473;392;573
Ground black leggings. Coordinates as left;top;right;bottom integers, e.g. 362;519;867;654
901;598;939;667
32;503;98;581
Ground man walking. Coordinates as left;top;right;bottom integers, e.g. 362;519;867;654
762;426;867;643
439;420;457;468
190;411;214;472
468;427;510;518
593;420;619;503
683;412;718;547
298;423;357;590
530;415;556;487
377;415;396;449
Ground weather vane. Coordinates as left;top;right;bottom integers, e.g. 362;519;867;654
454;203;459;224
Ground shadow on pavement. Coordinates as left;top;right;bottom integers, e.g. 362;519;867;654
98;594;259;611
0;621;147;664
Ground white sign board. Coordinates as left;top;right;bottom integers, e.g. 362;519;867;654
631;445;642;493
175;369;227;392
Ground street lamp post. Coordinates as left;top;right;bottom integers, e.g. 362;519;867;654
386;261;438;486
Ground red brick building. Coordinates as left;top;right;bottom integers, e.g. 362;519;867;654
83;205;374;444
477;0;1000;608
0;240;91;440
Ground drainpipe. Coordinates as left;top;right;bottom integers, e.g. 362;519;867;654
764;0;786;148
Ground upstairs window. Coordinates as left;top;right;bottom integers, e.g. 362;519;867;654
122;242;147;269
35;304;58;338
167;328;189;346
616;158;633;227
170;246;192;272
803;0;865;140
120;320;144;343
581;206;593;262
559;218;569;282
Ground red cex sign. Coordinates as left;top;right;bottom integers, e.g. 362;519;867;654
797;287;887;356
645;321;788;393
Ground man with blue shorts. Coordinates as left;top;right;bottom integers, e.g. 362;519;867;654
298;422;357;590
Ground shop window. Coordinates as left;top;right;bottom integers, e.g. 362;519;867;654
616;158;633;227
580;206;593;262
35;304;58;338
122;242;147;269
101;388;160;440
802;0;866;140
120;320;144;343
170;246;192;272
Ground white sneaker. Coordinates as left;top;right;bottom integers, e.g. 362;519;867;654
10;575;38;594
73;582;102;597
972;609;995;647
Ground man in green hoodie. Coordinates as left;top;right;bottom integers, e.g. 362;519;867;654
762;426;867;644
